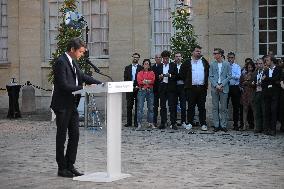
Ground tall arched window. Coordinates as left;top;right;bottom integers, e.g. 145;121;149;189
254;0;283;57
0;0;8;63
150;0;192;57
44;0;109;62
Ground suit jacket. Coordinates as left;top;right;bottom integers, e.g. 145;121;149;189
179;57;210;89
261;66;281;93
209;60;232;93
123;64;143;88
151;63;161;93
50;53;102;111
156;62;178;92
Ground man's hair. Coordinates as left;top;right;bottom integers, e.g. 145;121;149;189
66;37;86;52
161;50;171;58
192;45;202;52
213;48;224;55
132;52;140;58
227;52;235;57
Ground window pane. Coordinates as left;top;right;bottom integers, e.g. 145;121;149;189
282;44;284;54
259;44;267;55
259;0;267;5
259;7;267;18
268;44;277;54
259;32;267;43
269;32;277;42
268;6;277;17
270;0;277;5
0;0;8;62
282;31;284;42
259;19;267;30
268;19;277;30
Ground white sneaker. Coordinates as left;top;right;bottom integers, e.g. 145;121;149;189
201;125;208;131
148;123;156;129
181;122;187;128
184;123;192;130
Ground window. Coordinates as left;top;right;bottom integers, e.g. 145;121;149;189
150;0;191;56
254;0;283;57
45;0;109;61
0;0;8;63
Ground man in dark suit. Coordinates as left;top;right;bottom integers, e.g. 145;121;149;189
157;50;178;129
51;38;102;178
151;53;162;127
262;55;281;136
180;45;209;131
123;53;143;127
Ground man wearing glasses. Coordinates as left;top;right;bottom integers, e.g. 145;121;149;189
209;48;232;132
227;52;242;131
124;53;143;127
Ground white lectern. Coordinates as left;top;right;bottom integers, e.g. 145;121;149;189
72;81;133;182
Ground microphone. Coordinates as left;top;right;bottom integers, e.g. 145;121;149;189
86;59;100;73
84;49;100;73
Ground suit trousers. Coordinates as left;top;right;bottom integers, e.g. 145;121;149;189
55;105;79;169
227;85;241;127
279;89;284;129
186;86;207;126
263;89;279;132
253;92;265;131
126;90;138;127
153;88;160;125
211;90;228;128
159;83;176;125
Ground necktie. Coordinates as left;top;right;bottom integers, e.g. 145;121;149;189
71;61;78;86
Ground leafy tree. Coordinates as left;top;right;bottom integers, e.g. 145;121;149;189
48;0;91;83
170;7;198;60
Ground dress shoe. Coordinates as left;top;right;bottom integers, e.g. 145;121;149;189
124;124;132;127
68;167;84;176
232;125;239;131
220;127;228;132
158;124;166;129
58;169;74;178
213;127;220;132
171;124;178;130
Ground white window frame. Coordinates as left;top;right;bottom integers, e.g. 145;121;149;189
254;0;283;58
0;0;8;63
150;0;192;57
44;0;109;62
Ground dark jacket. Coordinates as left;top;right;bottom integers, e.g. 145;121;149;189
261;66;281;92
179;57;210;89
123;64;143;88
151;63;161;93
50;53;101;111
156;62;178;92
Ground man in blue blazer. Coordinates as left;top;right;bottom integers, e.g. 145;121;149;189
209;48;232;132
51;38;102;177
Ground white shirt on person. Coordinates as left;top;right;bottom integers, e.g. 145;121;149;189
65;52;78;86
191;58;204;85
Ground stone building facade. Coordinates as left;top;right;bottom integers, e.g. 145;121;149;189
0;0;282;112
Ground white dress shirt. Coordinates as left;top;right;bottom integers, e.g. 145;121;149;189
65;52;78;86
217;63;223;84
176;63;184;85
191;58;204;85
131;64;138;81
162;63;169;83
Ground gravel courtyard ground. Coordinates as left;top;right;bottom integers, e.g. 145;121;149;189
0;113;283;189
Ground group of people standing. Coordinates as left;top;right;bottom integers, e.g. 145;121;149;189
124;46;284;136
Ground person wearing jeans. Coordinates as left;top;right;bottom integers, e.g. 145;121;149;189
136;59;155;129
